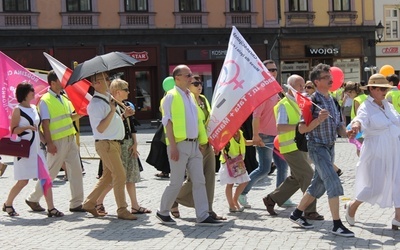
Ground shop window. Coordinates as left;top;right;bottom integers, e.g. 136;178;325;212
66;0;91;12
135;71;152;112
385;7;399;40
0;0;38;28
289;0;308;12
179;0;201;12
332;0;350;11
174;0;208;28
230;0;250;12
61;0;98;28
125;0;147;12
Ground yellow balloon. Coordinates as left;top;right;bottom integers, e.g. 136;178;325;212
379;65;395;76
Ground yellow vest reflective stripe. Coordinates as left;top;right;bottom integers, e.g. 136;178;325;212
273;97;300;154
351;94;367;119
161;88;207;145
41;93;76;140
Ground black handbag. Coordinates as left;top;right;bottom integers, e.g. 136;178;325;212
294;123;308;152
0;137;30;158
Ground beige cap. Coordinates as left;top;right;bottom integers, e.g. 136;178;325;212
360;73;392;90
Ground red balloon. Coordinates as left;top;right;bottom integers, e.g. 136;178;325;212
273;136;280;151
330;66;344;92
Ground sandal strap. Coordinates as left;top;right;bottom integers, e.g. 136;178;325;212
48;208;63;216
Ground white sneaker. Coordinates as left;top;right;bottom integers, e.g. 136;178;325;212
238;195;251;208
344;201;355;226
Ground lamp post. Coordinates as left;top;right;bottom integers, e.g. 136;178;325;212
368;21;385;46
263;39;268;60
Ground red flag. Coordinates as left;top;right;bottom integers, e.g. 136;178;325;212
43;53;92;116
287;84;313;125
0;51;49;139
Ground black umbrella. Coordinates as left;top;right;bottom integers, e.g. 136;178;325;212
66;51;139;85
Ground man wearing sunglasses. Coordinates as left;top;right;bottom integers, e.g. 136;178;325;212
156;65;221;226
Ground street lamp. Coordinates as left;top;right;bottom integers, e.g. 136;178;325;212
263;39;268;60
368;21;385;46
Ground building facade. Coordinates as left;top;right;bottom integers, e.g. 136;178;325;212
0;0;377;120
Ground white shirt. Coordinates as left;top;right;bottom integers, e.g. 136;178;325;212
161;86;198;139
87;91;124;140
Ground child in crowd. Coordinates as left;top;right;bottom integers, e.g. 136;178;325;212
219;129;251;212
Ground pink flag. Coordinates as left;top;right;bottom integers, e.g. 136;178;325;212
43;53;92;116
37;155;52;196
0;52;49;139
207;27;282;151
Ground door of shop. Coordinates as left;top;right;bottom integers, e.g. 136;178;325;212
109;67;155;120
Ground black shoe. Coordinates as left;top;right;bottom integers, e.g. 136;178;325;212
197;216;223;227
331;225;355;237
69;205;86;212
156;212;176;225
25;199;45;212
289;214;314;229
268;163;276;175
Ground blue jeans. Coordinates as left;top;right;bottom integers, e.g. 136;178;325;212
242;134;288;195
306;142;343;199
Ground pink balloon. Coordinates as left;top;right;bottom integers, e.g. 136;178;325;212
330;66;344;92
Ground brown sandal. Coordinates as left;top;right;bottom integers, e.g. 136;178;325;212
47;208;64;218
95;204;108;216
131;206;152;214
3;203;19;216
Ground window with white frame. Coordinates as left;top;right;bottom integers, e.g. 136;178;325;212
125;0;148;12
3;0;30;12
289;0;307;11
230;0;250;12
332;0;350;11
67;0;91;12
385;7;398;40
179;0;201;12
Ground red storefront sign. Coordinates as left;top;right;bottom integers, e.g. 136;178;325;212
127;51;149;61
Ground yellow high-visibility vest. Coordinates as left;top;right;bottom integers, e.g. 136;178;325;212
351;94;367;119
161;88;207;145
273;97;300;154
40;93;76;140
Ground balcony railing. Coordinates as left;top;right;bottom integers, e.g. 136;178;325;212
61;12;99;29
328;11;358;26
0;12;39;29
225;12;257;28
285;11;315;27
174;12;208;28
120;12;156;29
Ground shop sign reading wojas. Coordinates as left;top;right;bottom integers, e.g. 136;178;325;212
305;45;341;57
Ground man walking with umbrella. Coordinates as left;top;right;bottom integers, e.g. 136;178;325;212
82;72;136;220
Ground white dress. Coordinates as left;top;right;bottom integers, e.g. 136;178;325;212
354;97;400;208
13;104;45;180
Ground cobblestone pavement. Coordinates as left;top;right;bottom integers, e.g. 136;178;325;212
0;128;399;250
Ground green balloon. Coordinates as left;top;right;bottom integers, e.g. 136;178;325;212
162;76;175;92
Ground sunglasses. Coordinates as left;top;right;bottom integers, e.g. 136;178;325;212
268;68;278;72
178;73;193;78
305;86;314;90
192;81;202;87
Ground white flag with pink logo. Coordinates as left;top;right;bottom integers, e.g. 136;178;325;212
207;27;282;151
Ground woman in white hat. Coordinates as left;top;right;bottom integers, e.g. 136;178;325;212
346;73;400;230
